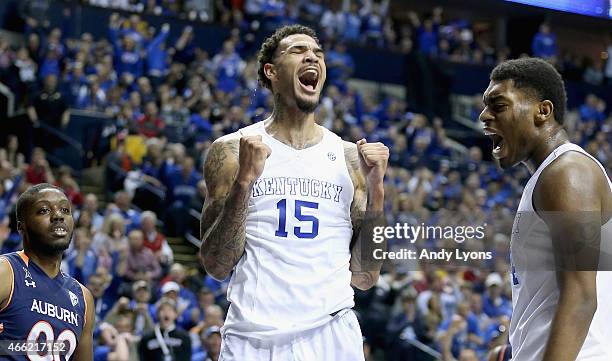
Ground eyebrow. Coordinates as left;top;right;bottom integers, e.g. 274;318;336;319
284;44;325;54
33;199;70;206
483;93;507;104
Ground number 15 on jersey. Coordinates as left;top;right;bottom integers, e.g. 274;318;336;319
275;199;319;239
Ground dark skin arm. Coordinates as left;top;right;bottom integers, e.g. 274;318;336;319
533;152;611;361
73;285;96;361
0;257;13;311
344;141;388;290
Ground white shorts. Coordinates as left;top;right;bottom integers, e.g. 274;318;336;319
219;310;365;361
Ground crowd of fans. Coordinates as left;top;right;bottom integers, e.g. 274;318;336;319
77;0;612;82
0;1;611;361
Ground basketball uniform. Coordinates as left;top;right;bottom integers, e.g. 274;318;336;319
220;122;364;360
0;251;87;360
510;143;612;360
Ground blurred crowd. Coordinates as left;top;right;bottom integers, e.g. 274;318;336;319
0;1;611;361
78;0;612;82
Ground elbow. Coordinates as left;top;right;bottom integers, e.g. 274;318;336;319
563;291;597;322
353;282;374;291
351;272;379;291
201;257;230;281
581;297;597;319
206;268;230;282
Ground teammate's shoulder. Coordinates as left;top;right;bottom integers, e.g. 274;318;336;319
542;150;605;186
536;150;604;210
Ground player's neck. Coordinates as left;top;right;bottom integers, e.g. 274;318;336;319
524;127;569;173
24;248;62;278
266;104;321;150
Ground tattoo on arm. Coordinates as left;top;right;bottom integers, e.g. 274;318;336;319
344;142;385;290
200;139;249;280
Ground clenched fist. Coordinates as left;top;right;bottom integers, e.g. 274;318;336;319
236;135;272;186
357;139;389;189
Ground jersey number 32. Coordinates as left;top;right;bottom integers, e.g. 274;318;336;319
27;321;77;361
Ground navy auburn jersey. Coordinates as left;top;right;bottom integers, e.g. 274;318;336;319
0;251;87;360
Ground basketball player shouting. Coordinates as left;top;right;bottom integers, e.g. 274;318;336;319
199;25;388;360
480;58;612;361
0;184;95;360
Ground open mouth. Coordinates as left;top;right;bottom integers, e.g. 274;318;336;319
298;68;319;92
50;224;68;237
484;130;505;159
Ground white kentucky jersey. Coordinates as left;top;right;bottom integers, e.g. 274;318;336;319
222;121;355;339
510;143;612;361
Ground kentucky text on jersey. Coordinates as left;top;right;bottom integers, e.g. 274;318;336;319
30;299;79;327
251;177;344;202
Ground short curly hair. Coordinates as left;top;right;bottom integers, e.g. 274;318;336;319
257;25;320;91
16;183;65;223
491;57;567;125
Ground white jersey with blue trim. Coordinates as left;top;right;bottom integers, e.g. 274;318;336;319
510;143;612;361
222;121;355;339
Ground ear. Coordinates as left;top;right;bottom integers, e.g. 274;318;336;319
17;220;24;233
536;100;554;125
264;63;276;85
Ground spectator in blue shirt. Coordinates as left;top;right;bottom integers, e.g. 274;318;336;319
361;0;389;47
165;156;202;207
146;23;170;79
156;281;198;330
482;273;512;318
64;227;98;284
110;190;142;232
387;288;426;350
39;46;62;79
341;0;362;43
173;26;196;65
87;273;120;324
531;23;558;59
579;94;606;123
437;300;483;360
0;172;22;224
62;62;88;105
261;0;287;30
211;40;245;94
191;103;214;142
119;13;145;48
483;316;510;354
418;18;439;56
109;14;143;78
163;156;202;236
326;42;355;91
192;326;222;361
301;0;324;24
129;280;157;336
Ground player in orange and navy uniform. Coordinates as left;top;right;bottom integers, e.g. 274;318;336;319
0;183;95;360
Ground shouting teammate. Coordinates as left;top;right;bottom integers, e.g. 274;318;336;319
0;184;95;360
199;25;388;360
480;58;612;360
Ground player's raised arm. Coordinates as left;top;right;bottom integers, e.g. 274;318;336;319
0;257;13;312
72;285;95;361
344;140;389;290
200;135;271;281
533;153;609;361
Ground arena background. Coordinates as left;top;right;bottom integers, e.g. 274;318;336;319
0;0;610;360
